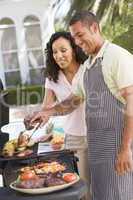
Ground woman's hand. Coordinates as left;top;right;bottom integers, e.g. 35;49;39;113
115;147;133;175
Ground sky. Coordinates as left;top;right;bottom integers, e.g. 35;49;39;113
55;0;71;19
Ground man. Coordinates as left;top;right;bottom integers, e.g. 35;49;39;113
30;11;133;200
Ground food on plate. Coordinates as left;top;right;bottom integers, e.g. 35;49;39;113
2;131;35;158
14;172;78;189
44;173;66;187
51;135;64;150
51;135;64;144
15;172;67;189
34;161;66;174
20;166;31;172
16;178;44;189
63;173;77;183
16;131;35;151
2;139;17;157
19;161;66;175
13;161;78;189
51;143;63;150
18;131;29;148
20;170;37;181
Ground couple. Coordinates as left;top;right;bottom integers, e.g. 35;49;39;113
27;11;133;200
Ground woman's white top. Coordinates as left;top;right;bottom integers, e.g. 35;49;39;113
45;66;86;136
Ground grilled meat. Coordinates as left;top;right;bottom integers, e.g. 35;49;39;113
16;178;45;189
45;173;66;187
17;131;30;148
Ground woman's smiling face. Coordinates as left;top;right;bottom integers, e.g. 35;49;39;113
52;37;75;70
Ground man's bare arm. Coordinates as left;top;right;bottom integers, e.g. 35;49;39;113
120;85;133;149
31;94;84;125
49;94;84;116
115;85;133;175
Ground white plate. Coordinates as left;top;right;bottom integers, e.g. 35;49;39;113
1;121;25;138
1;121;46;140
10;174;80;194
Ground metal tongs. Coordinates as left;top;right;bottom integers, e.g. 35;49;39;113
28;121;42;141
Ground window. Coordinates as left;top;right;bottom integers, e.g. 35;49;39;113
24;15;44;84
0;18;21;87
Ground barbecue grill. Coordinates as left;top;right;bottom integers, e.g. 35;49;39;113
0;149;79;187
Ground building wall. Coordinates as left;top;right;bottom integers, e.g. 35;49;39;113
0;0;56;88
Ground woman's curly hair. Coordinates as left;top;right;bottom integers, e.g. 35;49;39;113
44;31;88;83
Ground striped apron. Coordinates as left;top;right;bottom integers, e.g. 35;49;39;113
84;57;133;200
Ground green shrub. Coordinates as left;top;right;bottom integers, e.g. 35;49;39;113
113;27;133;54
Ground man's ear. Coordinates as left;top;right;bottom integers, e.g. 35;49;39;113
90;22;99;33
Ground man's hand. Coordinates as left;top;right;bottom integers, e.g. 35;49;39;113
24;113;38;130
115;147;133;175
30;109;53;127
116;85;133;175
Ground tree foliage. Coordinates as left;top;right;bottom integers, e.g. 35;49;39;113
55;0;133;52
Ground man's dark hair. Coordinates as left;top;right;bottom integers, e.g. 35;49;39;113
69;10;99;27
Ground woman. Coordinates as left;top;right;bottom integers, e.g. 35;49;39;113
38;31;90;195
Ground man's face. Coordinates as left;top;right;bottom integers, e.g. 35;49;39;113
69;21;98;55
